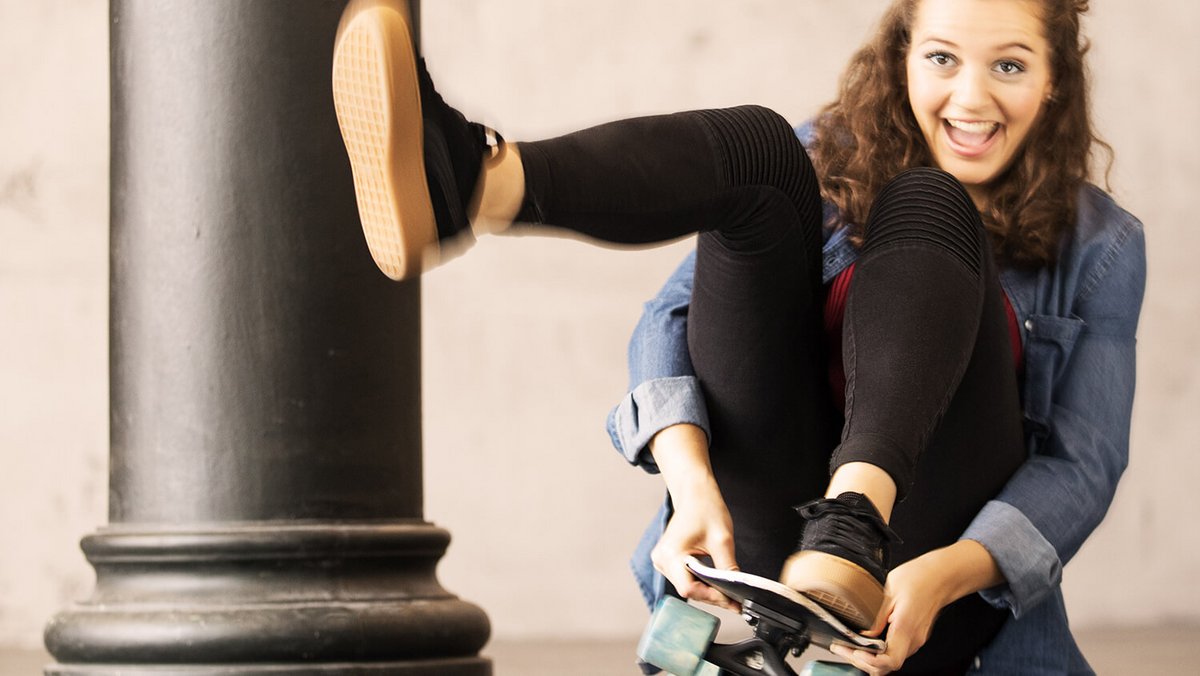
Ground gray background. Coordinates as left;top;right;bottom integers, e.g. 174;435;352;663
2;0;1197;647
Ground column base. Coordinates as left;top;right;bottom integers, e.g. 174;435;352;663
45;523;490;670
46;658;490;675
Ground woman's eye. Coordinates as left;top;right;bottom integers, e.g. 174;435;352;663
926;51;955;67
995;60;1026;75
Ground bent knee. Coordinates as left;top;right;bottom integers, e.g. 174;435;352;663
863;168;985;274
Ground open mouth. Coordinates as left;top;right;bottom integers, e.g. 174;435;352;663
943;119;1001;157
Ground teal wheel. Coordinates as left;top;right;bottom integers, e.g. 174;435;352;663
636;596;722;676
799;659;866;676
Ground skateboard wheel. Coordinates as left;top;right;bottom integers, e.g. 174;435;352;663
799;660;866;676
637;596;722;676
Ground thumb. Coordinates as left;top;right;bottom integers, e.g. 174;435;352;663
708;537;738;572
863;598;892;638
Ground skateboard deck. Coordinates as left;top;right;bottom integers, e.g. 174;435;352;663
685;556;885;654
637;557;883;675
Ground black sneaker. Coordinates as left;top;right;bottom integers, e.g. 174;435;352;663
781;492;900;630
332;0;499;280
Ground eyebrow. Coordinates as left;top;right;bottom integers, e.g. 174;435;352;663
920;37;1037;54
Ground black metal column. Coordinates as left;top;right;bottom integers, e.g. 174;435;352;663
44;1;490;673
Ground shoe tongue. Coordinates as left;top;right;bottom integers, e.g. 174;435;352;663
833;492;901;545
834;491;873;511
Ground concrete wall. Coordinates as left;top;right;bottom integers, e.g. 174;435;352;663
2;0;1197;647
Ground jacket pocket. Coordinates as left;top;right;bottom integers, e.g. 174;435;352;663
1022;315;1085;438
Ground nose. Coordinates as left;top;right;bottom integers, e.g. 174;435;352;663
950;66;992;113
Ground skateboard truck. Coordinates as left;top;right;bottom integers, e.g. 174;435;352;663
709;598;810;675
638;595;863;676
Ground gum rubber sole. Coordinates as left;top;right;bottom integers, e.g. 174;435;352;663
685;556;886;654
782;551;884;630
332;0;436;281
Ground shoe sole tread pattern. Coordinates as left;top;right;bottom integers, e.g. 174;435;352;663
332;0;435;281
783;550;885;630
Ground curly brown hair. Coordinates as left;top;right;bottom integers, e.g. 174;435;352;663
811;0;1112;268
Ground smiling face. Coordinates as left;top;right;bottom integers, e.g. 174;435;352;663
906;0;1054;206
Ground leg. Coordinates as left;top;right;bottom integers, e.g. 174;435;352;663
514;107;819;252
517;107;833;579
839;167;1023;535
834;168;998;502
683;109;833;581
878;184;1025;673
794;169;1025;670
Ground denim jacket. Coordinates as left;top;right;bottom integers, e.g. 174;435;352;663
606;126;1146;674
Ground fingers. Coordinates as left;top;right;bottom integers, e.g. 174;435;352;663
828;599;903;675
835;603;932;676
706;530;738;571
660;563;738;611
651;541;741;612
654;550;697;600
697;541;742;611
829;644;903;676
682;579;741;611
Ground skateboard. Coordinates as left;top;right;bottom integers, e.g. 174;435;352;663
637;556;885;676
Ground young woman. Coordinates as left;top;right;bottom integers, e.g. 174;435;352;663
331;0;1145;673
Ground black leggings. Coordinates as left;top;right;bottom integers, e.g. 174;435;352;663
516;106;1025;675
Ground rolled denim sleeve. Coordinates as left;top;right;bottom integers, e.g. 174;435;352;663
606;251;711;473
962;212;1146;617
962;500;1062;613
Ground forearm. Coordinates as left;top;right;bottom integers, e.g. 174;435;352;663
647;422;739;603
888;539;1006;621
649;423;720;501
929;539;1005;604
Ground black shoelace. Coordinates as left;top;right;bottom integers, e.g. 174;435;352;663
797;498;901;566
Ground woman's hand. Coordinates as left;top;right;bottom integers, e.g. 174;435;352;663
829;540;1003;675
829;554;950;674
648;424;740;611
650;484;739;610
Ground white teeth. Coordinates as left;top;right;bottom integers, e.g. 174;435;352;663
947;119;999;134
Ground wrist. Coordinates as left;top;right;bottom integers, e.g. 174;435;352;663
649;424;719;502
928;540;1005;603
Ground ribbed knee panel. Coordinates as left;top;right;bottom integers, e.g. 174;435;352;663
862;168;984;279
690;106;823;260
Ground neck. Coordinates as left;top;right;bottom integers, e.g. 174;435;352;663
966;184;990;212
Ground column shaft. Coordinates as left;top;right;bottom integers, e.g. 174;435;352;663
45;2;488;672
